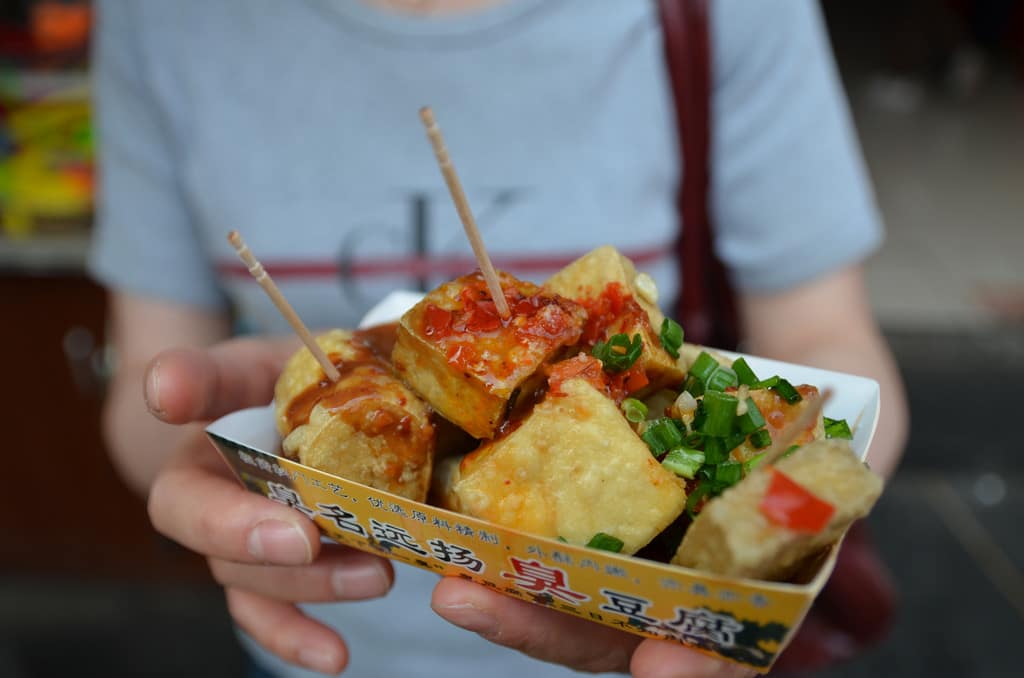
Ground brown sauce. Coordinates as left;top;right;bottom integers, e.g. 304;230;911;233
284;338;432;483
353;322;399;360
283;343;386;431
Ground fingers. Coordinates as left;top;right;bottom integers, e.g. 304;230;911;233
773;525;896;672
434;578;756;677
148;435;320;565
209;545;393;603
227;588;347;675
431;577;640;673
145;336;297;424
767;611;856;674
630;639;757;678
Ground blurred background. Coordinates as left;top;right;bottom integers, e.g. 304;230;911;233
1;1;1021;676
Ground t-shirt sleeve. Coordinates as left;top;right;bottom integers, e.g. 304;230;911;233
709;0;883;293
88;0;226;309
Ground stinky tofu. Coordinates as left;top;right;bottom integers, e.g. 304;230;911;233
392;270;585;439
672;439;882;581
442;377;688;554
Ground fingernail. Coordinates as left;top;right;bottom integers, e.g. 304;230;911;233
247;520;312;565
331;561;390;599
654;650;750;678
437;602;499;636
144;361;163;416
297;646;340;675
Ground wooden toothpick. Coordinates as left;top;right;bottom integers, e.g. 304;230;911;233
419;106;511;319
227;230;341;382
759;388;833;467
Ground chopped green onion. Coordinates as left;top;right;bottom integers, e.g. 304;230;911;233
705;365;738;392
556;536;568;543
662;448;705;479
683;432;704;448
682;375;704;398
751;375;802;404
824;417;853;440
592;333;643;373
743;452;767;474
698;391;738;437
690;398;707;430
703;437;728;465
586;532;624;553
736;398;766;434
749;429;773;449
689;351;719;383
659;318;684;359
723;432;748;453
782;444;801;459
772;378;802;404
714;461;743;487
621;397;648;423
732;357;759;387
641;418;684;457
686;481;711;517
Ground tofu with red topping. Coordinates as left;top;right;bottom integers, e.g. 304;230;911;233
441;377;688;554
672;439;882;581
392;270;586;439
544;246;686;394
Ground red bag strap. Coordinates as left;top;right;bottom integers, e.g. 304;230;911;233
658;0;740;350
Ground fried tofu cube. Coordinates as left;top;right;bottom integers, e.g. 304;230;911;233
392;270;585;439
274;330;435;501
442;378;688;554
544;246;685;391
672;440;883;581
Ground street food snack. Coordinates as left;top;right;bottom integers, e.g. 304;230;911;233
262;245;879;584
441;374;688;555
672;439;883;580
391;270;586;439
210;241;884;671
274;329;435;502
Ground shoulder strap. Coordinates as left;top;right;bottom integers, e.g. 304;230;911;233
657;0;739;350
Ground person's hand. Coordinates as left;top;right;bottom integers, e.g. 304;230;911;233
144;339;394;675
770;522;896;673
432;579;756;677
431;525;896;676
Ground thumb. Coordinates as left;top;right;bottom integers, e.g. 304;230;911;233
145;336;298;424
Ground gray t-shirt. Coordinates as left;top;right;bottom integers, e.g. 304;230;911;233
90;1;882;676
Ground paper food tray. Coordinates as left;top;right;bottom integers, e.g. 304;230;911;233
206;291;880;670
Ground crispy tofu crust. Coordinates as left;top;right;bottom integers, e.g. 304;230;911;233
672;440;883;581
544;246;685;392
274;330;435;502
443;378;688;554
392;271;585;439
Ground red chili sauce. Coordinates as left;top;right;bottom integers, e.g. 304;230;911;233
545;353;649;404
547;281;654;401
419;272;584;386
577;281;651;346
